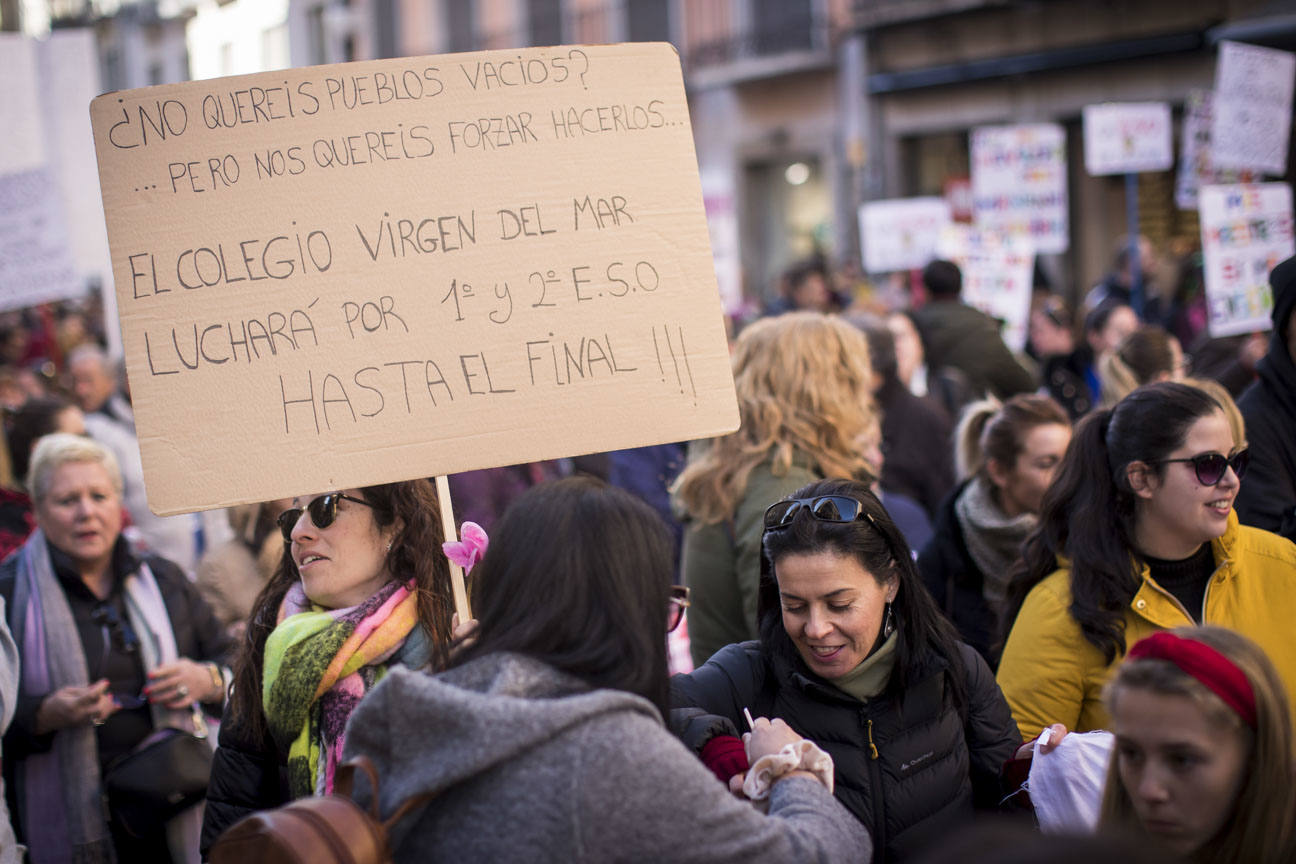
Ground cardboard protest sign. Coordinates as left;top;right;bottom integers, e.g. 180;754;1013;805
91;43;738;516
936;225;1033;353
1176;90;1255;211
1211;41;1295;176
970;123;1068;254
858;197;951;273
1199;183;1294;337
1083;102;1173;176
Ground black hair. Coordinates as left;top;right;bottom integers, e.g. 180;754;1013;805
759;478;968;713
451;476;672;719
6;397;77;487
849;314;898;382
1002;382;1222;663
1083;300;1131;336
781;257;829;295
922;259;963;298
228;479;453;742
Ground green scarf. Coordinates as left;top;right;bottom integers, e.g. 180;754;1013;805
831;631;898;702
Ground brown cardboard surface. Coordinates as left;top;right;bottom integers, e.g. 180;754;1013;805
90;44;737;515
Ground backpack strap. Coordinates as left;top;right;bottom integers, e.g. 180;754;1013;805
335;756;440;834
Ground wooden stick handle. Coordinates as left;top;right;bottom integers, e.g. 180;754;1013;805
435;474;472;624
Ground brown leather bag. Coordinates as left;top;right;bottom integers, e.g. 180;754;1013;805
208;757;434;864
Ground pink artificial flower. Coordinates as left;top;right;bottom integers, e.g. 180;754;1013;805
442;521;488;574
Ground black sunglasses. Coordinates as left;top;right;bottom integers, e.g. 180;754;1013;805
91;603;140;656
763;496;871;531
1156;448;1249;487
277;493;375;541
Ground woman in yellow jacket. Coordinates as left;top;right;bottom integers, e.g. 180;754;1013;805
997;381;1296;740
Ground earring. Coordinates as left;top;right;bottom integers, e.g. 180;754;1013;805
386;541;393;553
882;602;895;638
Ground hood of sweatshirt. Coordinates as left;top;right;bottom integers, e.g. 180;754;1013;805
341;652;660;815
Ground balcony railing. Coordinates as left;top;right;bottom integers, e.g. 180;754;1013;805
682;0;834;85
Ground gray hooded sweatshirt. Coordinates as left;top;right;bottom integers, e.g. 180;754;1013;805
343;653;871;863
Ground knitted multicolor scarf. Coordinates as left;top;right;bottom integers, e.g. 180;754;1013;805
262;578;424;797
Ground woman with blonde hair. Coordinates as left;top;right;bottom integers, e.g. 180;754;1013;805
675;312;876;666
1100;625;1294;862
1098;325;1185;408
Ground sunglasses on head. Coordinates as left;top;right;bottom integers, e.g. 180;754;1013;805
277;492;375;541
763;495;870;532
1156;448;1249;487
667;585;690;633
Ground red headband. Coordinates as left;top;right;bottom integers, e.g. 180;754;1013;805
1126;631;1257;728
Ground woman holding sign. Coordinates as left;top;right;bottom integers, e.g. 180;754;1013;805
675;312;879;667
200;479;456;854
342;476;871;862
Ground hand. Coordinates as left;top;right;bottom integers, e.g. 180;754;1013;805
1014;723;1068;759
742;716;803;764
450;613;479;658
146;658;215;708
728;773;746;797
35;680;117;733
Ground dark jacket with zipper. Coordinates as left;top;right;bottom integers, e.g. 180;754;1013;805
917;481;998;666
200;699;293;855
670;638;1020;862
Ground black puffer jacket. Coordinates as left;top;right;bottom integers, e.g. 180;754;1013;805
671;638;1019;862
918;482;998;666
200;699;292;855
1236;261;1296;542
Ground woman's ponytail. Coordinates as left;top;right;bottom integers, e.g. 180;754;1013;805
955;398;999;480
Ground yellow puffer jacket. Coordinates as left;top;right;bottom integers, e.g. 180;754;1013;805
996;511;1296;740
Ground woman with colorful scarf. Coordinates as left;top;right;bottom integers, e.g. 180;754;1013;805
199;480;456;855
0;433;233;863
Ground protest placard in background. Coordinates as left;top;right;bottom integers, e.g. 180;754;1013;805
970;123;1068;254
1176;90;1255;211
858;196;951;273
1211;40;1296;176
936;225;1033;353
1083;102;1174;176
1199;183;1294;337
91;43;738;515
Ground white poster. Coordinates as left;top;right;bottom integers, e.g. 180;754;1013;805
1083;102;1174;176
858;196;951;273
700;168;742;315
0;167;81;311
1176;90;1254;210
1199;183;1295;337
936;225;1034;353
1211;40;1296;176
971;123;1068;254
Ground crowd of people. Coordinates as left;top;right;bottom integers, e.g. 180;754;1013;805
0;243;1293;863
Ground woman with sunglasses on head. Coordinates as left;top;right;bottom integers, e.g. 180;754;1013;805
199;480;456;855
0;434;233;862
672;478;1021;861
1100;626;1295;863
674;312;878;668
342;476;871;862
997;381;1296;743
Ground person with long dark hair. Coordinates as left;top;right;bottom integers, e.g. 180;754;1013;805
343;477;870;862
673;478;1020;861
997;382;1296;741
199;480;456;854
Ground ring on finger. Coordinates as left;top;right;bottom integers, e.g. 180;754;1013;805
176;683;189;698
